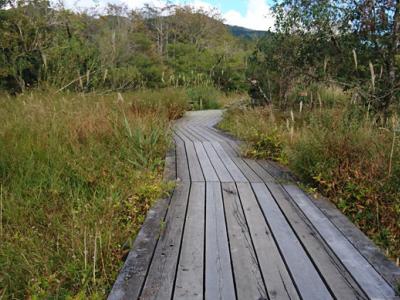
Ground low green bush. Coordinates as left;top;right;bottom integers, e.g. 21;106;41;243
187;86;221;110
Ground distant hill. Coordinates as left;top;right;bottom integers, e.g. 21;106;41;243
227;25;268;39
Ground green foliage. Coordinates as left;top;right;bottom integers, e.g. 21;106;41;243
247;0;400;116
0;1;250;93
0;90;185;298
187;86;221;110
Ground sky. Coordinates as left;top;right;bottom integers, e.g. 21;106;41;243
61;0;275;31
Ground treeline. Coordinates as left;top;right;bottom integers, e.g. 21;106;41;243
0;1;251;93
248;0;400;119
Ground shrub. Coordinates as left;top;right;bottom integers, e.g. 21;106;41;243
187;86;221;110
129;88;188;120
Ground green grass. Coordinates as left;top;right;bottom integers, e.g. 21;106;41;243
0;89;187;299
187;86;222;110
218;90;400;261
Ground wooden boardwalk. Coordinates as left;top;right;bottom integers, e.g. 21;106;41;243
109;110;400;300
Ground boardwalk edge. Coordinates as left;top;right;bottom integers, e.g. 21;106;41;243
108;145;176;300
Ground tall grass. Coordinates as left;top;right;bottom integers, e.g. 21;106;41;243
0;89;186;298
219;86;400;260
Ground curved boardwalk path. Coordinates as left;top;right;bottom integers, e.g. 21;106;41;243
110;110;400;300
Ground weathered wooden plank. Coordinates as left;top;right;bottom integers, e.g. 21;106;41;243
194;141;219;182
194;124;241;153
229;156;263;183
174;127;194;143
236;182;299;300
245;159;275;182
251;182;333;300
248;160;369;299
190;125;241;158
189;127;259;183
174;129;204;182
188;124;226;144
205;182;236;300
140;183;191;300
185;141;205;182
173;134;190;182
258;159;400;291
174;182;205;300
211;142;248;182
221;182;267;300
180;124;207;142
202;141;233;182
312;195;400;291
284;184;396;299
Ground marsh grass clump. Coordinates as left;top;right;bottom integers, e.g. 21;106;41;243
187;86;221;110
0;90;182;298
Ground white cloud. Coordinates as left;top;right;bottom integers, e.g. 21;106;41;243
223;0;274;31
55;0;274;30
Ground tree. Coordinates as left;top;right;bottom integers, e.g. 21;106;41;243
270;0;400;115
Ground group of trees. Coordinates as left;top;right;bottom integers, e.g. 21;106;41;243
248;0;400;117
0;0;251;93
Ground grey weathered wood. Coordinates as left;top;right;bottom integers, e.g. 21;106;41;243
245;159;275;182
284;184;396;299
252;182;333;300
221;182;267;300
312;195;400;291
248;161;367;299
211;142;247;182
180;124;207;142
194;141;219;182
205;181;236;300
173;134;190;182
202;141;234;182
174;182;205;300
185;141;205;182
229;156;263;183
140;183;190;299
257;159;400;297
235;182;299;300
174;129;204;182
191;126;262;182
193;124;241;153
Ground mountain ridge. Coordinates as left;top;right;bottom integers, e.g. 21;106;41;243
226;24;268;39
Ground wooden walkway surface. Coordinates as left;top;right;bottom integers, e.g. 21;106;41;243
109;110;400;300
